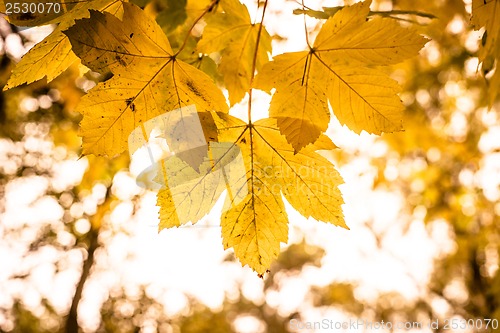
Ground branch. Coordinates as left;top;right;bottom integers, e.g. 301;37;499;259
293;7;436;21
65;189;111;333
247;0;270;124
65;228;99;333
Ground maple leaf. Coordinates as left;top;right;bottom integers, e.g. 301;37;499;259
2;0;76;27
254;0;427;152
3;0;125;90
157;112;345;274
62;2;228;157
157;0;221;83
197;0;272;106
471;0;500;106
155;0;187;34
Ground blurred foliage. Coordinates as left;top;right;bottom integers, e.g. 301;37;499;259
0;0;499;332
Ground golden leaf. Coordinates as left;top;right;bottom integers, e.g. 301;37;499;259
254;0;427;152
157;112;345;274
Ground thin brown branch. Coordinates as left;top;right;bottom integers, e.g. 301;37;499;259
174;0;220;57
65;229;99;333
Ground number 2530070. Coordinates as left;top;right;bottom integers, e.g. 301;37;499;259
5;2;61;15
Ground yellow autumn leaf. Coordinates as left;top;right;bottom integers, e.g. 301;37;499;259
254;0;427;152
157;112;345;274
5;26;74;90
254;51;331;153
314;5;427;65
197;0;272;105
157;140;247;229
471;0;500;105
63;2;228;157
125;106;238;228
3;0;125;90
154;108;247;228
220;116;345;274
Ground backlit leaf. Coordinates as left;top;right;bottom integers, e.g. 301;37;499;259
255;0;427;152
157;113;345;274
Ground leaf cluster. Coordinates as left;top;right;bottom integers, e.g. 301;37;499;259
2;0;428;275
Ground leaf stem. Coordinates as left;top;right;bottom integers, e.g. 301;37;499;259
302;0;311;49
247;0;270;125
174;0;220;57
369;10;436;19
294;7;436;20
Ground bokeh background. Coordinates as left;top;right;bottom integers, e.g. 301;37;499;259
1;0;499;332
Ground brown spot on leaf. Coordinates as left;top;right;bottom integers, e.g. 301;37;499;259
185;80;207;102
125;98;135;112
115;55;126;67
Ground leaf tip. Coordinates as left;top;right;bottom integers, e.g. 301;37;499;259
257;269;271;279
